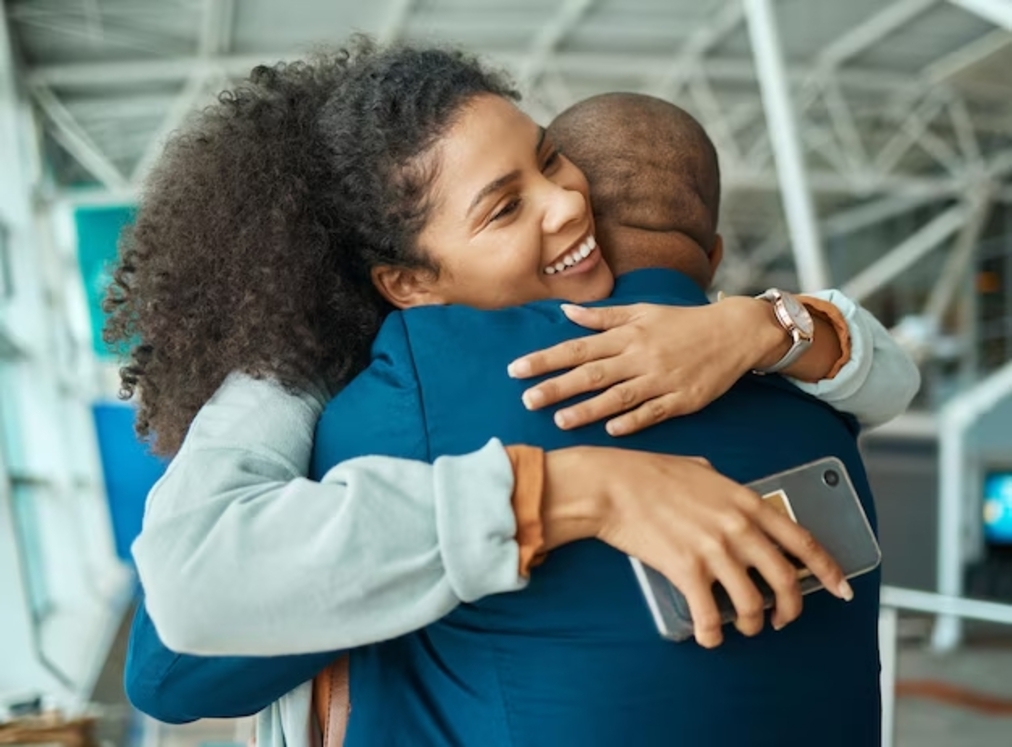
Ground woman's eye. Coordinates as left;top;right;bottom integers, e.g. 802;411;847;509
542;150;561;171
490;199;521;223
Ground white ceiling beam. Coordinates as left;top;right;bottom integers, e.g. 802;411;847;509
984;145;1012;178
948;0;1012;29
130;0;231;186
924;27;1012;82
13;13;192;57
30;86;129;191
729;169;961;196
817;0;939;71
822;194;944;239
924;189;993;323
26;53;930;93
744;0;831;291
841;203;969;302
651;0;744;97
517;0;597;85
199;0;234;57
946;95;983;165
378;0;416;44
873;93;949;176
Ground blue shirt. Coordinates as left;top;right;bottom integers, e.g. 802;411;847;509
126;269;879;745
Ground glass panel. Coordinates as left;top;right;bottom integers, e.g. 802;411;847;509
9;482;52;618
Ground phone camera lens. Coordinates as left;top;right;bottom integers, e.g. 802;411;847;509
823;469;840;487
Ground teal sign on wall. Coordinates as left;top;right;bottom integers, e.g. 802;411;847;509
74;206;135;358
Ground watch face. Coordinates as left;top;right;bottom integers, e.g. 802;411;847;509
783;293;815;337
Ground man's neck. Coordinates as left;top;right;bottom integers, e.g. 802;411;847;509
601;225;712;289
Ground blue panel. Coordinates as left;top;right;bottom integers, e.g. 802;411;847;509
74;205;136;358
983;472;1012;545
92;402;167;562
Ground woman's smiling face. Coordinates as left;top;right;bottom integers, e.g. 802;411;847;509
372;94;615;310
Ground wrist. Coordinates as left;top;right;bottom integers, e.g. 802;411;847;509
722;296;791;371
542;447;610;551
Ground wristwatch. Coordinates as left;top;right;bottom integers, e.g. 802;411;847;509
753;288;814;374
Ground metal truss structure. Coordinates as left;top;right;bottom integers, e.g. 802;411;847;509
7;0;1012;311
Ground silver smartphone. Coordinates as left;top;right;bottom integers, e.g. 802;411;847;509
629;456;882;642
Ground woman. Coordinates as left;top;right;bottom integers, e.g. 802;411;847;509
110;41;915;744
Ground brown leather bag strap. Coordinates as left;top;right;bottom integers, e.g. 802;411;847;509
312;656;350;747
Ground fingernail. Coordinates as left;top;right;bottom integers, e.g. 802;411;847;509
554;410;570;429
508;359;531;378
560;303;582;316
605;420;625;437
837;580;854;602
522;389;544;409
773;619;786;632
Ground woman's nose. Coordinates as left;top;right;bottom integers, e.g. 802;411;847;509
541;184;585;235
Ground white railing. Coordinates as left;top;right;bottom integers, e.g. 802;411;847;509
879;585;1012;747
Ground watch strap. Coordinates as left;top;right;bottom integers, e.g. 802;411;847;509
753;289;813;375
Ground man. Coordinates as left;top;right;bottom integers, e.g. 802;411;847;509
297;94;881;745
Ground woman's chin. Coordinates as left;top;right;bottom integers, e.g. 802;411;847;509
553;264;615;304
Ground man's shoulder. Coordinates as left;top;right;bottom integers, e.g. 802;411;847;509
312;312;429;477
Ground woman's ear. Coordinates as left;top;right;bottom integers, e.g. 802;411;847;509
370;265;441;309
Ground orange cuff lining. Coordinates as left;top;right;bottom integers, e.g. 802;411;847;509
800;296;852;382
504;445;547;577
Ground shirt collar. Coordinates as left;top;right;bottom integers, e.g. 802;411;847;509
611;268;710;305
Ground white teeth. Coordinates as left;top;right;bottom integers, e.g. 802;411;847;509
544;235;597;275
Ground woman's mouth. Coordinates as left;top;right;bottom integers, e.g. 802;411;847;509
543;235;599;276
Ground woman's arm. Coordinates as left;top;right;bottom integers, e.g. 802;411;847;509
508;290;919;434
133;374;527;657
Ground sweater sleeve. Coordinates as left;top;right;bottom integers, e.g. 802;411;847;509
787;289;921;428
132;372;526;657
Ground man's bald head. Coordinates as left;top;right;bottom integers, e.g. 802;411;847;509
548;93;721;281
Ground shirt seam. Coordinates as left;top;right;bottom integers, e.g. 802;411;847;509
397;313;433;463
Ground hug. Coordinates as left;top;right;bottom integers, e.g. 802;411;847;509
105;39;920;747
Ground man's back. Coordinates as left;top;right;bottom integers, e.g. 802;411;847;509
313;269;880;747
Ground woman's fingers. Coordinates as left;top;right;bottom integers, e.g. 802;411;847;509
508;331;624;381
737;536;805;631
548;379;648;430
707;555;767;638
603;393;696;436
756;504;853;603
520;358;633;413
675;572;726;649
560;303;642;331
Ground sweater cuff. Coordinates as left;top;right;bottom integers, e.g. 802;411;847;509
504;445;547;577
433;439;527;603
799;296;851;382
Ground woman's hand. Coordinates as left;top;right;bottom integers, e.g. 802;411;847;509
508;299;787;436
541;446;853;648
508;297;842;436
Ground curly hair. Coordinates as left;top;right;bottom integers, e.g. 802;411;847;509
103;38;518;455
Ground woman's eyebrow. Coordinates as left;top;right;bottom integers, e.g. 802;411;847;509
466;127;548;218
467;170;520;217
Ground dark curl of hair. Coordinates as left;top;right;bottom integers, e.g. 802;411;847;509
103;38;518;455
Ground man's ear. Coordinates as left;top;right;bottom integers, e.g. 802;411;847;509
370;265;441;310
707;234;724;284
